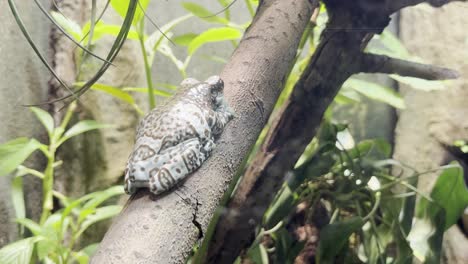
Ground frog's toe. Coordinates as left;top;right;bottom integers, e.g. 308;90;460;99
124;179;136;195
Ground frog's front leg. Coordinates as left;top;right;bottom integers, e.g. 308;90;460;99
124;160;151;194
148;138;208;195
211;108;234;136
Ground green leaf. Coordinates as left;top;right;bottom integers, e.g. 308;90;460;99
429;163;468;229
81;243;99;257
346;140;373;159
247;244;269;264
61;120;112;144
82;186;125;210
390;75;446;91
73;243;99;263
156;83;178;90
15;218;42;236
122;87;173;97
83;22;140;43
173;33;198;46
188;27;241;55
30;107;54;135
334;89;361;105
145;14;193;52
11;177;25;235
409;164;467;263
264;185;296;228
407;215;445;264
75;82;143;114
344;79;405;109
85;82;136;104
36;213;65;260
374;138;392;158
0;138;42;177
373;30;411;59
72;251;89;264
0;237;42;264
50;11;82;40
110;0;150;25
271;227;303;263
77;205;123;237
346;139;391;160
182;2;229;25
316;217;364;264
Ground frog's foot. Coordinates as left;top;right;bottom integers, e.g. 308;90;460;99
148;138;208;195
148;168;163;195
124;177;136;195
202;139;216;155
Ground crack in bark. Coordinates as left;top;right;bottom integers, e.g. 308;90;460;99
191;198;204;240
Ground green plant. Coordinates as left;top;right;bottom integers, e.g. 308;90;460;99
0;104;123;263
243;122;468;264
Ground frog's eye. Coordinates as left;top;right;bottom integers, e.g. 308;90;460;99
206;76;224;93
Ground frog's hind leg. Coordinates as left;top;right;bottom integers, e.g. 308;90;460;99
148;138;208;195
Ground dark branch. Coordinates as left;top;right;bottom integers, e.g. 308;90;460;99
358;53;460;80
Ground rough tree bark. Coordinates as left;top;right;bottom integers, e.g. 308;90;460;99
203;0;463;262
91;0;315;263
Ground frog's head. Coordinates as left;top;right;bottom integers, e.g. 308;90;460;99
182;76;225;109
205;75;227;111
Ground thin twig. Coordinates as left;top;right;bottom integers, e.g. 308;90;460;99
358;53;459;80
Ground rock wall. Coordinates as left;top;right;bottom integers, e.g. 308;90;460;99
395;3;468;263
0;1;50;246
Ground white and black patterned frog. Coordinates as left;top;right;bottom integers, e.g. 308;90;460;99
124;76;233;195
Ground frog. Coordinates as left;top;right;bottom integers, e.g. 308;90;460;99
124;76;234;195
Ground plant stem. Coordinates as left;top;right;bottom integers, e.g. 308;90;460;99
40;148;55;224
245;0;255;17
138;19;156;109
40;103;75;224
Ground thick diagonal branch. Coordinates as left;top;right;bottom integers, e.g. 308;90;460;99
90;1;314;263
358;53;459;80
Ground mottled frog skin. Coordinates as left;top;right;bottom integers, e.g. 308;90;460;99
124;76;233;195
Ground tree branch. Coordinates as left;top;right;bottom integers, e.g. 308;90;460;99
358;53;460;80
90;1;315;263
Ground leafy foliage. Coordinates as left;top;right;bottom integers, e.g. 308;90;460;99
0;104;119;264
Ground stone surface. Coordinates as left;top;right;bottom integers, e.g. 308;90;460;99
0;1;49;246
396;3;468;263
